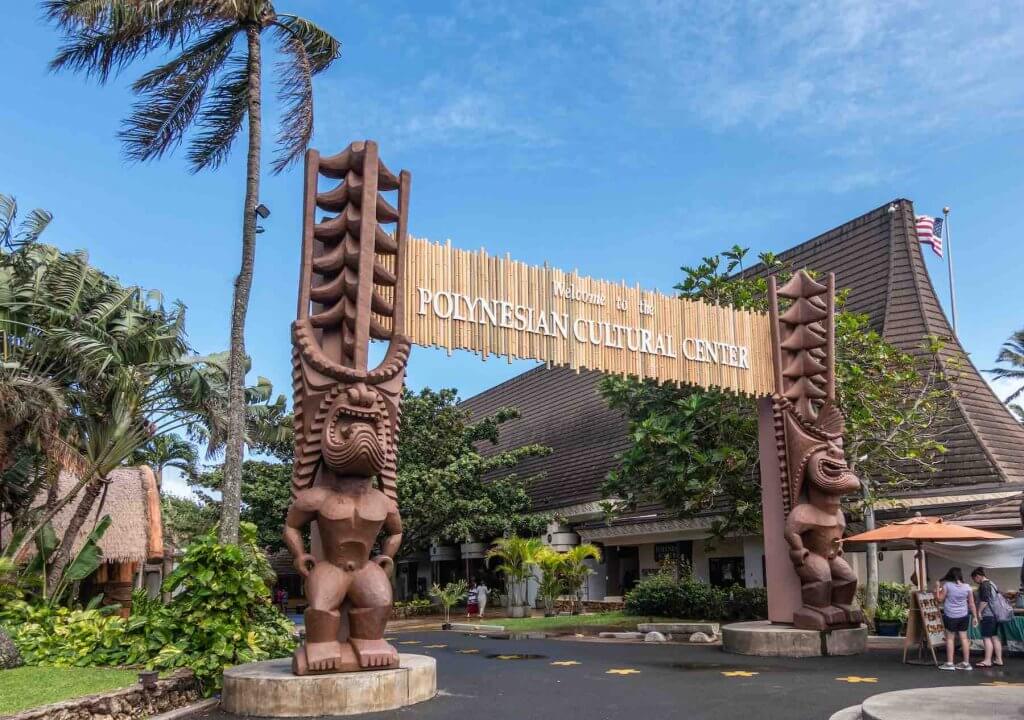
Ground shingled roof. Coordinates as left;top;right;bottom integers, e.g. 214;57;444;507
743;198;1024;492
460;199;1024;520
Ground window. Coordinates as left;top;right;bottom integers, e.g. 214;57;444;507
708;556;746;588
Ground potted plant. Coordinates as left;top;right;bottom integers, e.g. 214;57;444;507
431;579;467;630
486;535;543;618
874;599;908;636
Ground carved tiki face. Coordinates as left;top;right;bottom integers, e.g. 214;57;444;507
321;383;389;478
785;401;860;504
806;436;860;496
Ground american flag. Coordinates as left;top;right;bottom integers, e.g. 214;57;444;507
915;215;944;257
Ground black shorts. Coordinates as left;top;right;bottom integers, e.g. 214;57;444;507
943;614;969;633
980;616;1002;638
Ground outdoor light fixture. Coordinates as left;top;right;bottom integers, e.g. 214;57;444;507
254;203;271;234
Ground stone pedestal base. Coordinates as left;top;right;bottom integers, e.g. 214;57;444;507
721;620;867;657
222;654;436;717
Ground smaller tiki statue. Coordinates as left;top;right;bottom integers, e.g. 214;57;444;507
769;270;864;631
285;141;411;674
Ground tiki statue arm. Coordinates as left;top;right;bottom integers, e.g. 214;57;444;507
784;513;810;567
284;503;317;578
373;499;403;577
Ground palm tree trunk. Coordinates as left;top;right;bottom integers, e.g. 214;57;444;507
46;478;103;589
220;25;263;545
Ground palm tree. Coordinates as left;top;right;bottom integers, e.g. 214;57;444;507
990;329;1024;404
535;547;566;616
46;1;341;544
486;535;544;617
132;434;198;489
559;544;602;615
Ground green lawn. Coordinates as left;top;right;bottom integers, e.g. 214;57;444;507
488;611;687;633
0;666;138;714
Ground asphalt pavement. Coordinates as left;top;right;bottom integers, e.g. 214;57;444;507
199;630;1024;720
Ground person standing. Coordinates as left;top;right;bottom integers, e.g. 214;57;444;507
935;567;979;671
476;578;489;618
972;567;1007;667
466;578;479;618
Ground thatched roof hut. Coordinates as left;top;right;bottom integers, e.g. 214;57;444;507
3;466;164;565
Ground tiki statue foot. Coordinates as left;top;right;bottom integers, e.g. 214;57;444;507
350;637;398;669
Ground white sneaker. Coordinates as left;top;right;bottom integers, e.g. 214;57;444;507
955;662;973;671
938;663;956;671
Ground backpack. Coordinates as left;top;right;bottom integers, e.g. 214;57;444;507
985;580;1014;623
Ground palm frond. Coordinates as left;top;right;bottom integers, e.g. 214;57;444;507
0;194;17;248
119;26;237;163
47;0;215;84
186;53;248;171
18;209;54;246
270;16;341;174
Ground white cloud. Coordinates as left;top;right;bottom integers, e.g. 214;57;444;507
593;0;1024;138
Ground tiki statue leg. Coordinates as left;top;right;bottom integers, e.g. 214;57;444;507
792;553;845;630
347;562;398;668
830;555;863;625
296;562;353;674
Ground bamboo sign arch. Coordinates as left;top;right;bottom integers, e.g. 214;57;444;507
398;237;775;397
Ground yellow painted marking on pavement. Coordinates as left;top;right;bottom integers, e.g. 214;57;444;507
835;676;877;684
550;661;581;666
721;671;759;678
398;640;421;645
423;644;447;649
457;649;479;654
606;668;641;675
496;654;524;660
981;681;1024;686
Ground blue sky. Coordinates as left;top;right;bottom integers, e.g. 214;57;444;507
2;2;1023;495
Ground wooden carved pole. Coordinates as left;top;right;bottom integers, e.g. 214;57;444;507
759;271;864;631
284;141;411;675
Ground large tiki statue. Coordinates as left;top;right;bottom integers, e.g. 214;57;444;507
768;271;864;632
285;141;411;675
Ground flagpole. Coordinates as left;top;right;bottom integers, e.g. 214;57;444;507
943;206;958;335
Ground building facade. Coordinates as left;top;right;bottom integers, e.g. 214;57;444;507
453;199;1024;599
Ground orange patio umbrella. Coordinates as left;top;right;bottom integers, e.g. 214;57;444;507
844;515;1011;591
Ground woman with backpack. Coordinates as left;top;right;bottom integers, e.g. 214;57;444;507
972;567;1010;667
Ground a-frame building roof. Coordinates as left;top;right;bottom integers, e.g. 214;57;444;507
460;199;1024;521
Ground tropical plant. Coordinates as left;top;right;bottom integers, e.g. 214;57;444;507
2;523;293;693
486;535;544;615
558;544;602;614
131;434;198;489
990;328;1024;406
534;548;566;616
430;579;467;625
0;194;52;253
46;1;342;546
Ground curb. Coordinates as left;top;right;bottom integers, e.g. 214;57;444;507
147;697;220;720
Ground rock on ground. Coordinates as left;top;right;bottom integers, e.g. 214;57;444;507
688;631;716;643
644;631;667;642
0;628;22;669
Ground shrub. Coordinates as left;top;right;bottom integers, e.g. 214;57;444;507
722;586;768;621
624;570;766;621
1;523;294;693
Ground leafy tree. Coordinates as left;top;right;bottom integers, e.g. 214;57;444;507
47;1;342;545
430;579;467;625
396;388;551;559
558;543;602;614
162;494;217;549
190;461;292;551
601;247;953;613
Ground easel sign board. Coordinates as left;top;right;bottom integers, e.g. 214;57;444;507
903;591;945;665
